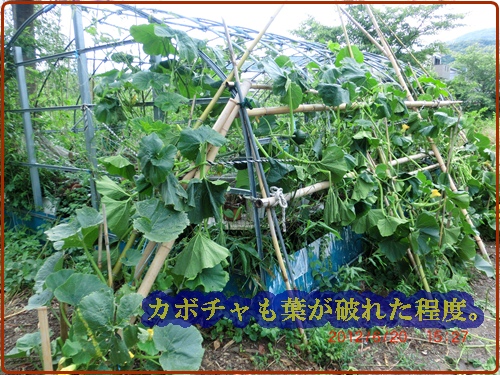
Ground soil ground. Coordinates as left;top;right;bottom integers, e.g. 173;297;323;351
2;243;498;374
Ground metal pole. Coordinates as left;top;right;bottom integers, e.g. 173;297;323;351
13;46;43;209
73;5;98;209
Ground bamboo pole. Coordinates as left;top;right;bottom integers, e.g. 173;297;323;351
137;241;174;297
136;7;285;302
242;101;462;117
192;5;284;129
134;240;157;280
97;224;103;269
183;81;252;181
340;7;386;55
337;5;354;58
223;19;307;344
102;203;113;288
365;4;490;263
37;307;53;371
193;82;252;180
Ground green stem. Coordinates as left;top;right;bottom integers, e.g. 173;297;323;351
82;242;106;284
289;87;295;136
412;251;431;293
112;230;138;277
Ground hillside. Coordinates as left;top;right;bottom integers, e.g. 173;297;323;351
447;27;496;53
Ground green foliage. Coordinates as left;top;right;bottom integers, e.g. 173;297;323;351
292;5;465;63
3;227;50;297
448;45;496;115
304;325;359;369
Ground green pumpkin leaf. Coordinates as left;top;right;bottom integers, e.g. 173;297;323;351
160;173;189;212
116;293;144;328
377;216;408;237
474;255;495;278
379;239;408;262
318;146;348;183
457;236;476;260
442;227;461;246
45;221;82;250
154;324;204;371
266;158;295;185
79;289;115;331
280;81;303;110
132;70;170;91
133;198;189;243
172;231;230;279
54;273;110;306
101;196;132;239
109;335;131;366
317;83;350;106
186;179;229;224
415;212;440;239
45;269;75;292
99;155;136;181
351;174;376;201
26;289;53;311
335;46;364;66
138;133;177;186
184;264;229;292
178;126;226;161
33;252;64;293
446;189;470;209
130;24;176;56
154;92;189;112
96;176;130;201
352;209;385;234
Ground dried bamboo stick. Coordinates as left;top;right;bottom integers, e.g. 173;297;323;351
337;5;354;58
340;7;386;55
192;5;284;129
101;203;113;288
242;101;461;117
183;81;251;181
137;241;174;297
97;223;103;270
134;240;157;280
255;151;437;208
136;8;285;301
365;5;490;263
37;307;52;371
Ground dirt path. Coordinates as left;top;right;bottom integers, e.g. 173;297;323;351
2;243;498;373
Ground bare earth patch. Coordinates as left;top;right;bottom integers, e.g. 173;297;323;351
2;243;497;373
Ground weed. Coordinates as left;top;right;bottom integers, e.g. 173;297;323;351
3;227;51;297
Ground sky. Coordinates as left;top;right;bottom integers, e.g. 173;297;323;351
152;3;497;43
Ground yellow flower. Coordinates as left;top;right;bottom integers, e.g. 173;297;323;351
147;328;154;340
60;364;77;372
401;124;410;132
430;189;441;198
129;351;135;359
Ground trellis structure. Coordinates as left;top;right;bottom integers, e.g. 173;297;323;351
4;3;489;303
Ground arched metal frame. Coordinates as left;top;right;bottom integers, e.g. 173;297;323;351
5;3;410;212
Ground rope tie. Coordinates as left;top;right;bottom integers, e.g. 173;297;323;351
270;186;288;232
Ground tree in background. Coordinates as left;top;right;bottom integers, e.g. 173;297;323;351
292;5;464;64
448;45;496;116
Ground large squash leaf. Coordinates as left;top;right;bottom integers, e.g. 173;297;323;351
133;198;189;243
153;324;204;371
138;133;176;186
178;126;226;161
172;232;230;279
186;179;228;224
54;273;110;306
